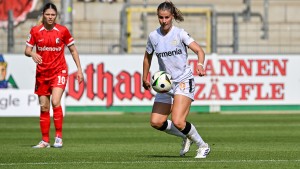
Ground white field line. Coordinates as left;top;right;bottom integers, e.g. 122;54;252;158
0;160;300;166
1;123;300;129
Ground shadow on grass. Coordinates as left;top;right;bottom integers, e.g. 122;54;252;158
146;155;191;158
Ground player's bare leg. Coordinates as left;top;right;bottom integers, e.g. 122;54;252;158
151;102;192;156
172;95;210;158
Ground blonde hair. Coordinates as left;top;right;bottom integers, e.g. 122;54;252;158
0;62;7;68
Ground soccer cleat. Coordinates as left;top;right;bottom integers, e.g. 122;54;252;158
180;137;193;156
32;140;50;148
195;143;210;158
53;137;63;148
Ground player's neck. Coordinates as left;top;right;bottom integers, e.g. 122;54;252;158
160;26;172;36
44;23;55;30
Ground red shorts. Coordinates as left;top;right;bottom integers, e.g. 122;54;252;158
34;70;68;96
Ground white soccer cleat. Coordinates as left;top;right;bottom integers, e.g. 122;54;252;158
53;137;63;148
32;140;50;148
180;137;193;156
195;143;210;158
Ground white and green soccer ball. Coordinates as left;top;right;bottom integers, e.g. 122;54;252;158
151;71;172;93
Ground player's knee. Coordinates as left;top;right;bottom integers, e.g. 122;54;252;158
51;99;61;107
39;101;50;112
150;119;165;130
40;104;50;112
172;119;185;130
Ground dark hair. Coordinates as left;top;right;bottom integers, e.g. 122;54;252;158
38;3;57;25
42;2;58;14
157;1;184;22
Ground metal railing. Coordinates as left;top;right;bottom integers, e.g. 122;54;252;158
1;2;300;55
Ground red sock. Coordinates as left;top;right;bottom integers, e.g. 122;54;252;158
53;106;63;138
40;111;50;143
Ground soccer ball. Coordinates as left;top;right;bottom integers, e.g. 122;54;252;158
151;71;172;93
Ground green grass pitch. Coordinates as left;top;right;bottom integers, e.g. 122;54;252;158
0;113;299;169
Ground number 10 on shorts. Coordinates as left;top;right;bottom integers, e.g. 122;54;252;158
57;75;66;85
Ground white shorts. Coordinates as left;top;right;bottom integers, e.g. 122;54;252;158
154;79;195;104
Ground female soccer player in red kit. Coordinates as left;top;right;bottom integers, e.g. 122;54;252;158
25;3;84;148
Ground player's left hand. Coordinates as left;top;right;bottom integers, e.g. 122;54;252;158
197;65;206;77
77;71;84;84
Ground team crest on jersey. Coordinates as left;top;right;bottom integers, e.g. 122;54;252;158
56;38;60;44
171;39;178;46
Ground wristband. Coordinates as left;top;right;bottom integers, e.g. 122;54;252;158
197;63;204;67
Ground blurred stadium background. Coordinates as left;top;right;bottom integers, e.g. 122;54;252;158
2;0;300;54
1;0;300;114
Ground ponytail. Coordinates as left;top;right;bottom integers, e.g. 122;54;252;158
157;1;184;22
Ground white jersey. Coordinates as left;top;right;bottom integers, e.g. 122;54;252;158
146;26;194;82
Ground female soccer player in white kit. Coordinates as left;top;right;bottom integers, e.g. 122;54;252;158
142;1;210;158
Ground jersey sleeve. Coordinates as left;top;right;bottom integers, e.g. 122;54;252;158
26;28;35;47
145;35;154;54
180;29;194;46
63;27;75;46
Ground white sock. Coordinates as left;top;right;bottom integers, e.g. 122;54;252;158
186;123;205;147
164;120;186;138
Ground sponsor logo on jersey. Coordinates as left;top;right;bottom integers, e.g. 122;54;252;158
156;48;182;57
37;46;62;51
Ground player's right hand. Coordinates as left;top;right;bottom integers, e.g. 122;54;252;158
31;53;42;64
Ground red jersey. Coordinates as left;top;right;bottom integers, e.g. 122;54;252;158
26;23;74;79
